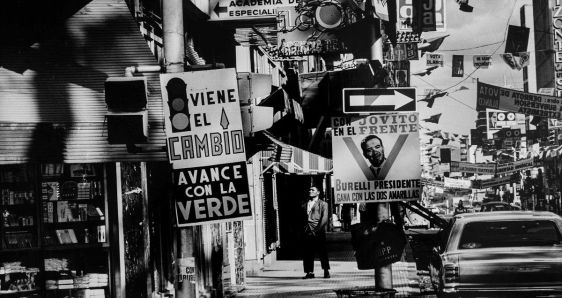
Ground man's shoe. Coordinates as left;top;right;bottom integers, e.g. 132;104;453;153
302;273;315;279
324;270;330;278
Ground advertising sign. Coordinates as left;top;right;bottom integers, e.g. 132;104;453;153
331;113;421;204
450;161;496;175
209;0;298;20
160;69;252;226
426;53;444;67
397;0;445;32
473;55;492;69
476;82;562;119
553;1;562;96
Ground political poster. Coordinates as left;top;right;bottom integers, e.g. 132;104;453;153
452;55;464;77
331;113;421;204
426;53;444;67
173;162;252;226
473;55;492;69
450;161;496;175
160;69;252;226
476;81;562;119
473;175;516;189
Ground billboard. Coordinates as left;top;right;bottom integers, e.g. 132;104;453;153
331;113;421;203
397;0;446;32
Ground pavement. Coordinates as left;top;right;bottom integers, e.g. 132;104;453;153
237;231;436;297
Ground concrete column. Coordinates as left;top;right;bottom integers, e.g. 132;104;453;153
163;0;185;73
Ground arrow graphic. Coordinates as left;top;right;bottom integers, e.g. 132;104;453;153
220;108;230;129
349;91;413;109
343;88;416;113
214;3;227;15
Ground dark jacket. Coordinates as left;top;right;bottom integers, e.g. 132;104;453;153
303;199;329;235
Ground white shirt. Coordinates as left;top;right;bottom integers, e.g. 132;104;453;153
307;197;318;214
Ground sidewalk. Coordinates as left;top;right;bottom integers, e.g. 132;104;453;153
237;236;423;297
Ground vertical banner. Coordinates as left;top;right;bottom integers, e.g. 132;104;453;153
160;69;252;226
452;55;464;77
505;25;530;53
412;0;436;32
397;0;446;32
331;113;421;203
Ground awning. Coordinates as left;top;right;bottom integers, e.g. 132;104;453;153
261;131;332;174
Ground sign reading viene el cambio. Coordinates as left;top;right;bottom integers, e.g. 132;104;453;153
331;113;421;204
160;68;252;227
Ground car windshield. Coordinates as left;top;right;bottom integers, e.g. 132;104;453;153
458;220;561;249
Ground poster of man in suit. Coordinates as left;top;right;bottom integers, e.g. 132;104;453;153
331;113;421;204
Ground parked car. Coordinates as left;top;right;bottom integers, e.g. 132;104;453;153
429;211;562;297
480;201;520;212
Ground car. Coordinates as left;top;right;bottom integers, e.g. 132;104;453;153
429;211;562;297
480;201;520;212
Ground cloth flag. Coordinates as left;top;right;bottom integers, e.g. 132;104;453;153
419;35;449;55
452;55;464;77
423;113;442;124
500;52;530;70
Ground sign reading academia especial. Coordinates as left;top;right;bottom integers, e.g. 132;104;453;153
160;69;252;226
209;0;298;20
476;81;562;119
331;114;421;203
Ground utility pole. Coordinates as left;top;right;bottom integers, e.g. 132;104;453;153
162;1;198;297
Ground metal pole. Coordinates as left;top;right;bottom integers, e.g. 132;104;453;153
374;203;392;290
162;1;194;297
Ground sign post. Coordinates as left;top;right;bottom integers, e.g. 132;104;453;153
160;68;252;227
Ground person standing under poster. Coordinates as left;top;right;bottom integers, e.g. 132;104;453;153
302;186;330;279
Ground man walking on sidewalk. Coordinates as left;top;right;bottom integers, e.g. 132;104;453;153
302;185;330;279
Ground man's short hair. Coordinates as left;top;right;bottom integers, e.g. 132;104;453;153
360;135;383;152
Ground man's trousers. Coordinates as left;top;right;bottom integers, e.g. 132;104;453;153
303;232;330;273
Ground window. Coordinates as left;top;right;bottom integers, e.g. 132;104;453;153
458;220;561;249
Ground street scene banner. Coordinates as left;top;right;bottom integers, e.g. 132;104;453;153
426;53;444;67
331;114;421;203
495;158;534;176
473;55;492;69
173;162;252;227
160;69;247;169
473;175;516;189
443;177;472;189
450;161;496;175
476;81;562;119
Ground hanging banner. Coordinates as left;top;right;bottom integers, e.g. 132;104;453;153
452;55;464;77
473;55;492;69
412;0;436;32
444;177;472;189
426;53;444;67
495;158;535;175
473;175;515;189
331;114;421;203
553;1;562;97
450;161;496;175
476;81;562;119
373;0;389;21
505;25;530;53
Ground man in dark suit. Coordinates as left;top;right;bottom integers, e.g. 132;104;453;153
302;185;330;279
361;135;386;178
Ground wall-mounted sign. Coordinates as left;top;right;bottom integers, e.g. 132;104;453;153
209;0;298;20
177;257;196;284
476;82;562;119
331;113;421;203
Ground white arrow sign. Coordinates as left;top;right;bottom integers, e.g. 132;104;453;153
343;88;416;113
